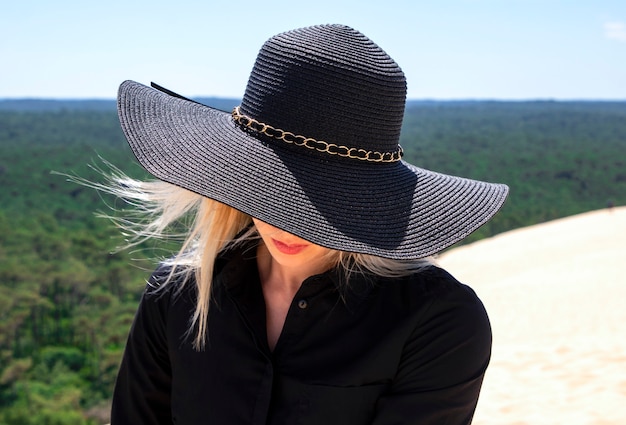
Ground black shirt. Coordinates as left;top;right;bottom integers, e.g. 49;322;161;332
111;244;491;424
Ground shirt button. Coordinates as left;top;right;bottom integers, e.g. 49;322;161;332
297;299;308;309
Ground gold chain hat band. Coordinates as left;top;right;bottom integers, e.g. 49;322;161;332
232;106;403;163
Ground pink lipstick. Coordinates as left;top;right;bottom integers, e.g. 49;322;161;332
272;238;309;255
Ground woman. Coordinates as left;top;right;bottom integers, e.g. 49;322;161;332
108;24;508;424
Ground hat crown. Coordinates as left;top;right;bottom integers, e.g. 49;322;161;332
240;25;407;155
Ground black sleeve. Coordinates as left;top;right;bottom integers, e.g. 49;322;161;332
372;281;492;425
110;268;174;425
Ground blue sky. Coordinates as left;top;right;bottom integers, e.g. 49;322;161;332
1;0;625;100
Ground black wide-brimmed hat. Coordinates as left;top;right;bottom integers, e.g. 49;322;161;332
117;24;509;260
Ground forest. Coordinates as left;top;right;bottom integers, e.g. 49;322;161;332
1;98;625;424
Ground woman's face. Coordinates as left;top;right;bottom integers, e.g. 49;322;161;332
252;218;334;273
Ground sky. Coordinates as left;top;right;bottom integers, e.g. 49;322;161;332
1;0;625;100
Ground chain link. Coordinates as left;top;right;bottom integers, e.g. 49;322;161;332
232;107;403;163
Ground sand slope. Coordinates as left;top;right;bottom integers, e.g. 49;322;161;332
437;207;626;425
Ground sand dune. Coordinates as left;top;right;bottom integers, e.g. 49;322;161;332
437;206;626;425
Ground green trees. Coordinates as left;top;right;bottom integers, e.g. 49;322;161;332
0;109;153;424
0;209;148;423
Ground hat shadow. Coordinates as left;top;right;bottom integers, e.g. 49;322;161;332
274;146;418;252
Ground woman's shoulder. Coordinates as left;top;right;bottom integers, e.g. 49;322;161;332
417;264;487;313
142;262;196;301
378;264;475;295
372;265;489;323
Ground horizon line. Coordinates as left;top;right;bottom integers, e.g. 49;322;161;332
2;96;626;103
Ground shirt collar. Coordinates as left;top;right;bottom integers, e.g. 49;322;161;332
214;240;376;310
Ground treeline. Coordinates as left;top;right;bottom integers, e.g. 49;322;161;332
0;96;238;112
1;100;625;424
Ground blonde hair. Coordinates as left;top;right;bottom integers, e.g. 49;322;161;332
75;168;431;350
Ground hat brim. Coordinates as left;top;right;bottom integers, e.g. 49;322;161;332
117;80;508;259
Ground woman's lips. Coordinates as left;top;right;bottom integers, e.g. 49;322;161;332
271;238;309;255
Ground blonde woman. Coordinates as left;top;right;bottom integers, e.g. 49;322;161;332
108;24;508;424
